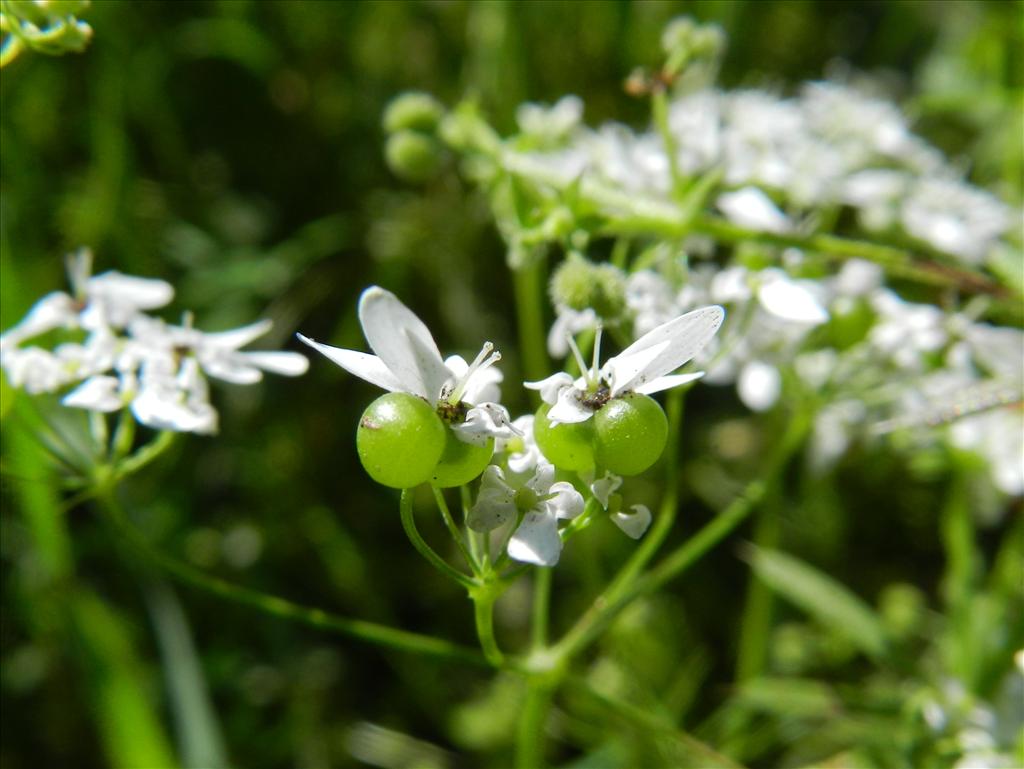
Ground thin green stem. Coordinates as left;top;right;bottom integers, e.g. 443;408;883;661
99;488;489;667
114;430;176;483
530;567;553;651
652;88;685;199
553;409;811;661
735;490;781;683
515;679;555;769
513;259;549;385
473;591;504;667
400;489;477;589
432;485;479;575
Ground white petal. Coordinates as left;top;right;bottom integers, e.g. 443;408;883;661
87;271;174;312
358;286;449;401
508;511;562;566
526;463;555;495
717;187;791;234
453;403;515;446
547;386;593;425
758;275;828;324
200;354;264;385
590;472;622;510
604;305;725;396
239;350;309;377
633;371;705;395
738;360;782;412
201;319;274;351
467;466;517;532
297;334;406;392
524;372;575;406
612;504;652;539
62;375;124;412
547;482;584;520
0;292;76;350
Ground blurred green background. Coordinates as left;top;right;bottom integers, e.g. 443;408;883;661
1;2;1021;768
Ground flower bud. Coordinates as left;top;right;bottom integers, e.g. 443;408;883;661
549;255;626;319
385;131;444;183
382;92;445;134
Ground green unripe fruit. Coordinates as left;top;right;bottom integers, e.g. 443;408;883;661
356;393;445;488
533;403;595;472
431;431;494;488
383;92;445;134
593;393;667;476
385;131;444;183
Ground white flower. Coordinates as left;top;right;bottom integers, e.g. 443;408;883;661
467;464;584;567
298;286;514;445
612;504;652;539
129;315;309;385
738;359;783;412
716;187;791;233
527;306;724;425
0;249;173;351
496;415;545;474
131;357;218;435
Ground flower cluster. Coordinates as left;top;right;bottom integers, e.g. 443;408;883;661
301;285;724;566
503;83;1017;268
0;249;309;434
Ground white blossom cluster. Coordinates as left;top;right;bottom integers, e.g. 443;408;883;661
0;250;309;434
623;259;1024;497
508;84;1018;267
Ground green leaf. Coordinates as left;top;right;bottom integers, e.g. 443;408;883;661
743;545;888;660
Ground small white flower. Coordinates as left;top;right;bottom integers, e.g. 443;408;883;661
611;504;652;539
131;357;218;435
130;315;309;385
496;415;545;474
0;249;173;350
527;306;725;425
468;464;584;567
756;269;829;325
298;286;514;445
738;360;783;412
716;187;791;234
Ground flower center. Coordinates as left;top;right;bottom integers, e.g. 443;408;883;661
446;341;501;405
514;487;539;513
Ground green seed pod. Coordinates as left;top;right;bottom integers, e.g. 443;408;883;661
593;393;668;476
431;431;494;488
356;392;446;488
382;92;445;134
385;131;444;183
533;403;595;472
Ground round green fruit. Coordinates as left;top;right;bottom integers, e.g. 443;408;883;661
431;431;493;487
356;393;445;488
533;403;595;472
593;393;668;476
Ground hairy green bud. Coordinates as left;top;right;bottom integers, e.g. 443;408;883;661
385;131;444;183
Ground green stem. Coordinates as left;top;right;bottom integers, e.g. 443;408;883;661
432;485;479;575
515;679;555;769
530;567;553;651
473;591;504;667
734;494;781;683
400;489;477;589
513;259;548;385
652;88;685;199
553;409;811;661
99;488;489;667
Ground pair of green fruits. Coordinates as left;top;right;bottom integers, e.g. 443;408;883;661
356;391;669;489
